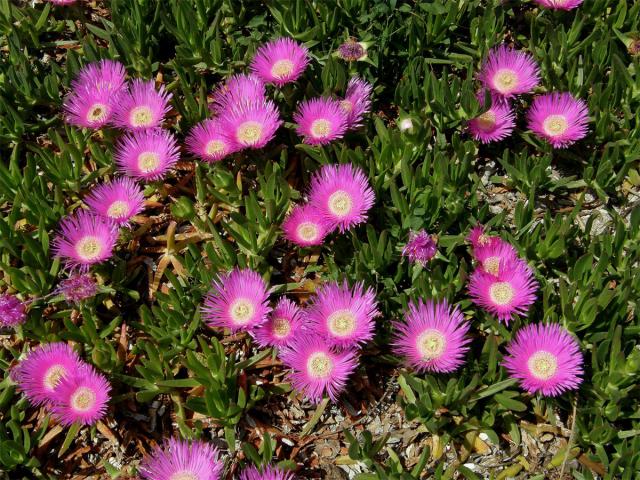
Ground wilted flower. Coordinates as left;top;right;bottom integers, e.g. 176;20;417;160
250;38;310;86
210;74;266;115
114;129;180;181
402;230;437;266
139;438;224;480
253;298;304;348
51;365;111;426
340;77;373;130
532;0;583;10
56;274;98;304
527;92;589;148
219;100;281;150
293;97;349;145
186;119;238;163
281;204;331;247
0;293;27;327
468;92;515;143
112;79;171;130
239;465;294;480
478;45;540;98
85;177;145;225
336;39;368;62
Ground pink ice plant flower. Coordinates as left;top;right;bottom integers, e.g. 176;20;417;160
0;293;27;327
56;273;98;304
468;92;515;143
250;38;310;86
308;163;375;232
112;79;171;130
253;298;304;348
52;210;119;271
239;465;295;480
50;365;111;426
186;119;238;163
478;45;540;98
503;323;583;396
473;238;519;276
202;268;271;333
527;92;589;148
210;74;266;115
533;0;583;10
85;177;145;226
279;333;358;403
139;438;224;480
281;204;331;247
219;100;281;150
340;77;373;130
466;225;499;252
402;230;437;266
293;97;349;145
114;129;180;181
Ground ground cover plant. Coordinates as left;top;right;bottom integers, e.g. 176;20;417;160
0;0;639;478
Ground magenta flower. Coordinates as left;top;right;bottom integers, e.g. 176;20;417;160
336;39;368;62
85;177;145;226
503;323;583;396
308;163;375;232
139;438;224;480
186;119;238;163
392;299;470;373
466;225;497;252
202;268;271;333
533;0;583;10
12;343;83;407
0;293;27;327
112;79;171;130
210;74;266;115
473;238;518;276
56;274;98;304
468;92;515;143
478;45;540;98
279;334;358;403
250;38;310;87
219;100;281;149
114;129;180;181
253;298;304;348
74;59;127;93
52;210;119;270
402;230;437;266
340;77;373;130
239;465;294;480
306;281;378;349
468;258;538;323
281;204;331;247
527;92;589;148
51;365;111;426
293;97;349;145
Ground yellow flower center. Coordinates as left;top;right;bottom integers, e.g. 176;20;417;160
138;152;160;173
478;234;490;245
327;309;356;337
489;281;515;305
87;103;108;123
296;222;319;242
169;472;198;480
310;119;332;138
43;364;67;391
230;299;255;325
70;386;96;412
483;256;501;276
528;351;558;380
271;59;294;79
493;69;518;94
327;190;352;217
307;352;333;379
237;121;263;145
475;110;496;131
272;317;291;338
129;106;154;127
416;329;446;360
106;200;129;218
339;99;353;113
206;140;225;156
76;236;103;261
542;115;569;137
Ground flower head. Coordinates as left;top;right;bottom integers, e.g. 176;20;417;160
85;177;145;225
398;117;414;133
478;45;540;98
250;38;310;86
503;323;583;396
468;258;538;323
12;342;83;407
186;119;238;163
139;438;224;480
293;97;348;145
202;268;271;333
253;298;304;348
210;74;266;115
468;92;515;143
308;163;375;232
51;365;111;426
336;39;368;62
473;238;518;276
279;334;358;403
533;0;583;10
402;230;437;266
0;293;27;327
466;225;497;251
112;79;171;130
392;299;470;373
56;274;98;304
340;77;373;130
52;210;119;270
281;204;331;247
114;129;180;181
219;100;281;150
527;92;589;148
239;465;294;480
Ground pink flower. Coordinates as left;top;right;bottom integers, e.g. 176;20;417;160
392;299;470;373
468;92;515;143
52;210;119;270
47;0;77;4
340;77;373;130
202;268;271;333
466;224;499;252
279;334;358;403
473;238;518;276
253;298;304;348
56;273;98;304
503;323;583;396
478;45;540;98
308;163;375;232
336;39;368;62
112;79;171;130
139;438;224;480
533;0;583;10
306;281;378;349
402;230;437;266
12;342;83;407
281;204;331;247
527;92;589;148
114;129;180;181
250;38;310;86
50;365;111;426
85;177;145;225
210;74;266;115
219;100;281;149
468;258;538;323
293;97;348;145
186;119;238;163
239;465;294;480
0;293;27;327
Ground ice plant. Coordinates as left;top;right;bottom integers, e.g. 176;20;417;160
85;177;145;225
253;298;304;348
219;100;281;149
186;119;238;163
533;0;583;10
250;38;310;86
51;365;111;426
202;268;271;333
0;293;27;327
306;281;378;349
279;334;358;403
210;74;266;114
56;274;98;304
12;343;83;407
293;97;349;145
527;92;589;148
468;257;538;323
466;224;497;252
340;77;373;130
392;299;470;373
139;438;224;480
478;45;540;98
112;79;171;130
239;465;294;480
473;238;518;276
308;163;375;232
468;93;515;143
336;39;368;62
114;129;180;181
503;323;583;396
398;117;414;132
402;230;437;266
52;210;119;270
281;204;330;247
